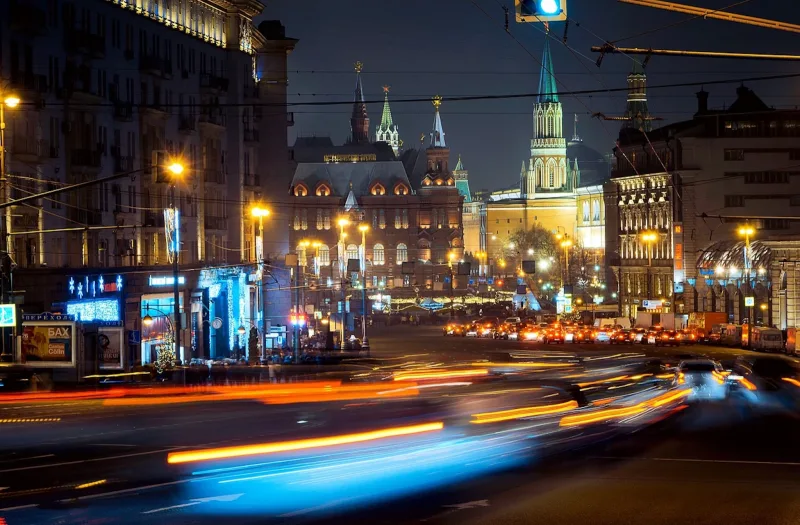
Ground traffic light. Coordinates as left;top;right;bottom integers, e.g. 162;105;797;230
516;0;567;22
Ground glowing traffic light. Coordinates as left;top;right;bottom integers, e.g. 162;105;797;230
516;0;567;22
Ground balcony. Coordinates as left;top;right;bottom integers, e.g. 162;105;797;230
200;73;229;93
243;128;260;143
70;148;102;169
113;154;133;173
64;28;106;59
10;71;48;95
11;138;47;164
179;115;197;133
204;216;228;231
113;102;133;122
140;53;173;78
199;108;226;129
203;169;225;185
10;1;47;36
144;212;165;228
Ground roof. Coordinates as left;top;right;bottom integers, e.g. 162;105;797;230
538;38;559;103
567;142;612;187
400;148;428;189
291;139;396;163
290;161;413;198
454;155;464;171
430;104;446;147
378;87;394;131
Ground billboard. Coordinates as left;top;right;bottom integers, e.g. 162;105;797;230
98;327;124;370
21;322;77;367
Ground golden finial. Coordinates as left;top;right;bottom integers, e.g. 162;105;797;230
420;133;425;143
354;61;363;73
382;85;390;94
432;95;443;109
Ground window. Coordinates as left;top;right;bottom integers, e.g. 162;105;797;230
301;209;308;230
402;209;408;228
582;202;590;222
395;209;401;229
323;210;331;230
396;243;408;264
379;209;386;229
742;172;790;184
724;195;745;207
593;200;601;221
316;209;323;230
294;184;308;197
370;183;386;196
296;244;307;266
346;244;359;261
373;244;385;265
293;211;301;230
394;183;409;195
724;149;744;161
319;245;330;266
763;219;790;230
315;183;331;197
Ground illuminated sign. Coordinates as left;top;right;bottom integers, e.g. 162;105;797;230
66;299;122;323
745;296;755;307
149;275;186;286
0;304;16;327
69;275;124;299
323;154;377;163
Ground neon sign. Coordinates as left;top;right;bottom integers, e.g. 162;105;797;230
149;275;186;286
66;299;122;323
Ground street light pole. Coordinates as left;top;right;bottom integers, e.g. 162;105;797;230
738;224;755;349
0;95;19;361
358;224;369;350
641;231;657;303
170;183;182;365
337;218;350;348
251;205;270;360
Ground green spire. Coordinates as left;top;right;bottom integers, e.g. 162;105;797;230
537;37;559;103
379;85;394;129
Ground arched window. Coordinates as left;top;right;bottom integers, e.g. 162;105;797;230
346;244;359;261
316;209;323;230
396;243;408;263
318;244;330;266
394;183;409;195
294;184;308;197
548;164;555;187
373;244;385;265
593;199;601;221
370;182;386;196
582;202;590;222
296;244;307;266
315;183;331;197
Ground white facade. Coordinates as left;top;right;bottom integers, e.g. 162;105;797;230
2;0;294;269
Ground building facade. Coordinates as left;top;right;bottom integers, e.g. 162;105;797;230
3;0;296;364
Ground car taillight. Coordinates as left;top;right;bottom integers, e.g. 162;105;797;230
662;334;669;339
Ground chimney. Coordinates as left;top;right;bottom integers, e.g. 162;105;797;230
695;89;709;115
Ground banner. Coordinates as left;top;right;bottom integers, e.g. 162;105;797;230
21;323;75;366
98;328;123;370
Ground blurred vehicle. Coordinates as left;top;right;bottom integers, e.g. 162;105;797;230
476;318;499;338
544;327;565;344
728;356;800;410
443;322;466;336
505;316;521;324
520;324;544;342
679;328;700;345
630;327;647;344
650;330;680;347
676;359;727;400
746;326;783;352
611;329;634;345
593;326;614;343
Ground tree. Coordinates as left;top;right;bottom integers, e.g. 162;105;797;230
493;224;562;293
247;327;259;363
568;240;606;302
155;338;175;374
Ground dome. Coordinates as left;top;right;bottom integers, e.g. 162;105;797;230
567;141;612;187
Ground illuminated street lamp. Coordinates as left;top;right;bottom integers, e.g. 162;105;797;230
738;224;756;349
560;237;573;287
640;230;658;301
357;224;370;350
250;204;270;353
0;94;19;359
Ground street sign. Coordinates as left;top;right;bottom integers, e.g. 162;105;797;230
745;296;755;307
0;304;16;327
127;330;141;345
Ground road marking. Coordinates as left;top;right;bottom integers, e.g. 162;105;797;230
142;493;244;514
277;496;356;518
592;456;800;467
0;448;182;473
443;500;490;510
0;454;55;465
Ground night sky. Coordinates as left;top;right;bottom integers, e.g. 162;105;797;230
257;0;800;191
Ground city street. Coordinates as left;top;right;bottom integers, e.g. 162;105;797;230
1;326;797;525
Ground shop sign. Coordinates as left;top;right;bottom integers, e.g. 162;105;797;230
22;313;75;322
149;275;186;286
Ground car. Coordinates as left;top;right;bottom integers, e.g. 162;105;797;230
544;328;566;344
676;359;727;400
593;327;613;343
610;329;634;345
728;356;800;409
443;323;465;336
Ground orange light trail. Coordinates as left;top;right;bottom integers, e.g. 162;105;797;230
166;421;445;464
471;400;578;424
783;377;800;388
559;405;646;427
393;369;489;381
472;362;575;369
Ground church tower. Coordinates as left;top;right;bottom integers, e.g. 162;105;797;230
523;36;567;198
453;155;472;203
348;61;370;144
623;60;652;132
375;86;401;155
424;96;450;182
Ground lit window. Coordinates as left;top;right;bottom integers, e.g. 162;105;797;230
346;244;359;261
396;243;408;263
294;184;308;197
296;244;307;265
370;183;386;196
373;244;385;265
319;245;330;266
394;184;409;195
315;183;331;197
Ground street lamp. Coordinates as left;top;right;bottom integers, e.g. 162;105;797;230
640;230;658;302
165;158;186;364
250;204;270;351
358;223;370;351
448;251;456;318
336;219;350;349
738;224;756;348
0;93;19;360
559;237;573;288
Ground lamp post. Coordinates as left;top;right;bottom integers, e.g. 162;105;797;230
559;237;573;287
0;94;19;361
358;223;369;350
337;217;350;347
448;251;456;318
251;205;270;355
640;231;658;303
165;161;185;363
738;224;755;349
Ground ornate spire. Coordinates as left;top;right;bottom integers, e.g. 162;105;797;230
537;38;559;103
349;61;370;144
571;114;582;142
430;96;446;148
453;154;471;202
623;59;652;132
375;85;400;155
454;154;464;172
